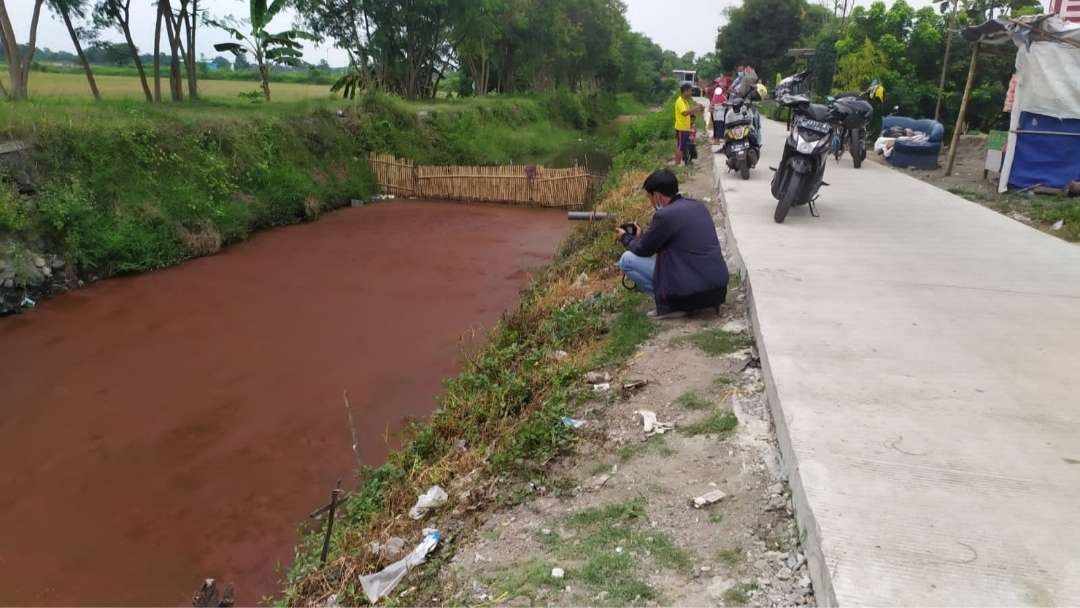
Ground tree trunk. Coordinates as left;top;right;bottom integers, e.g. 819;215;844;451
0;0;45;99
258;54;271;101
184;0;198;99
154;0;163;102
162;0;183;101
59;5;101;100
122;23;153;102
933;0;960;122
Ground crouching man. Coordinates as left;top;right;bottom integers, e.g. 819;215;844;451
617;169;729;320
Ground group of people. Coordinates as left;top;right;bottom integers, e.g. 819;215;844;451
673;63;765;166
623;66;769;321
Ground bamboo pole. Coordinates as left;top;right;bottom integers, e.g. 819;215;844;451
945;43;979;176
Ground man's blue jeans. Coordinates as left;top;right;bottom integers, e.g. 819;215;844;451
619;251;656;297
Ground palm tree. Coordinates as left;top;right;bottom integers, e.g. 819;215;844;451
207;0;314;101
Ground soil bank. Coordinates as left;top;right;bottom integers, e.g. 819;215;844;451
0;200;569;605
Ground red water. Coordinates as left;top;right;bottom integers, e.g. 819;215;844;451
0;201;569;606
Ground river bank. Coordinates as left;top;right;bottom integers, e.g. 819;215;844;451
0;92;625;315
276;108;819;607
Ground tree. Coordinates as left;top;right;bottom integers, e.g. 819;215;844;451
233;53;252;70
94;0;152;101
211;55;231;70
208;0;315;101
47;0;101;100
715;0;810;78
0;0;46;99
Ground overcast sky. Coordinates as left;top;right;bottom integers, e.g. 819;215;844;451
6;0;952;67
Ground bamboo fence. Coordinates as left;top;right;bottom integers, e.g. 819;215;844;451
368;153;591;208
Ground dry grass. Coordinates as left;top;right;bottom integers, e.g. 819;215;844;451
23;71;333;102
177;221;222;257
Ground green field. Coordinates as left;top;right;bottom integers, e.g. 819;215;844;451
22;70;336;101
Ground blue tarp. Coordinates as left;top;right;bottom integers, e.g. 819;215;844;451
1008;111;1080;189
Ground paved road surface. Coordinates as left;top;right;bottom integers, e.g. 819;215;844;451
715;119;1080;606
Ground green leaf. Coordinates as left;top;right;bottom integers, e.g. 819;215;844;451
213;42;247;55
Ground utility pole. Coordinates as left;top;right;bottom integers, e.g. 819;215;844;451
934;0;960;122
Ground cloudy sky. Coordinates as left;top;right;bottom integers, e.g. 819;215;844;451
6;0;729;66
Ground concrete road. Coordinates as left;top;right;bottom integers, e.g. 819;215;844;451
715;119;1080;606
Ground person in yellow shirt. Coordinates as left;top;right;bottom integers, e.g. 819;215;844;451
674;84;703;165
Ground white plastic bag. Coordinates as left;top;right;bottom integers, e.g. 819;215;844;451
408;485;448;520
358;529;440;604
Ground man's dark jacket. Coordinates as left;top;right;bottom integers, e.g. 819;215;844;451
621;194;729;312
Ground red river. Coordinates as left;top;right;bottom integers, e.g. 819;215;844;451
0;201;569;605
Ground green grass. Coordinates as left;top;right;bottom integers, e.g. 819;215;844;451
673;328;753;356
708;512;725;524
593;292;655;366
713;374;736;389
531;498;691;606
493;559;565;599
947;187;1080;242
717;546;746;568
674;390;712;411
617;435;674;462
722;581;759;605
682;410;739;436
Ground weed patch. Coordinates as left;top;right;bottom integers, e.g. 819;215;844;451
717;546;746;568
593;292;655;366
682;410;739;436
618;436;674;462
674;328;752;356
674;390;712;411
531;497;692;605
722;581;760;605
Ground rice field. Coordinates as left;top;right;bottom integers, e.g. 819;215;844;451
22;71;335;101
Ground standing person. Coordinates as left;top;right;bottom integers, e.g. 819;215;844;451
711;76;731;144
674;84;704;165
617;169;730;319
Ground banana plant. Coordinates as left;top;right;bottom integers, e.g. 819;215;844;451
207;0;315;101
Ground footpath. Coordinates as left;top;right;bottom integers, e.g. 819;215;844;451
716;118;1080;605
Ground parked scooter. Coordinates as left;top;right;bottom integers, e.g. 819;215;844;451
827;82;877;168
770;94;834;223
721;95;760;180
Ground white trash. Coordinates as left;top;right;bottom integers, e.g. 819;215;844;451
636;410;674;435
359;529;440;604
551;567;565;579
560;416;587;429
408;485;448;520
692;489;728;508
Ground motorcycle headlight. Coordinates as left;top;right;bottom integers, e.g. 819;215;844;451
726;126;749;139
795;133;821;154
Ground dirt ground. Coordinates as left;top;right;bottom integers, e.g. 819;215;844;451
870;133;998;196
415;166;815;607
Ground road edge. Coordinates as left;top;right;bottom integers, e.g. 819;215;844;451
710;145;839;608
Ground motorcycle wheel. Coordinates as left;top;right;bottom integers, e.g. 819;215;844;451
739;157;750;180
775;172;803;223
851;130;865;168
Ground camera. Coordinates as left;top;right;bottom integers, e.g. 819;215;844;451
620;223;639;237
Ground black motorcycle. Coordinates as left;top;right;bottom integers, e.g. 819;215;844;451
771;94;834;223
721;95;760;180
828;90;874;168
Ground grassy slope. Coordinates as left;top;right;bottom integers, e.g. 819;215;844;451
0;91;620;282
281;105;674;605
